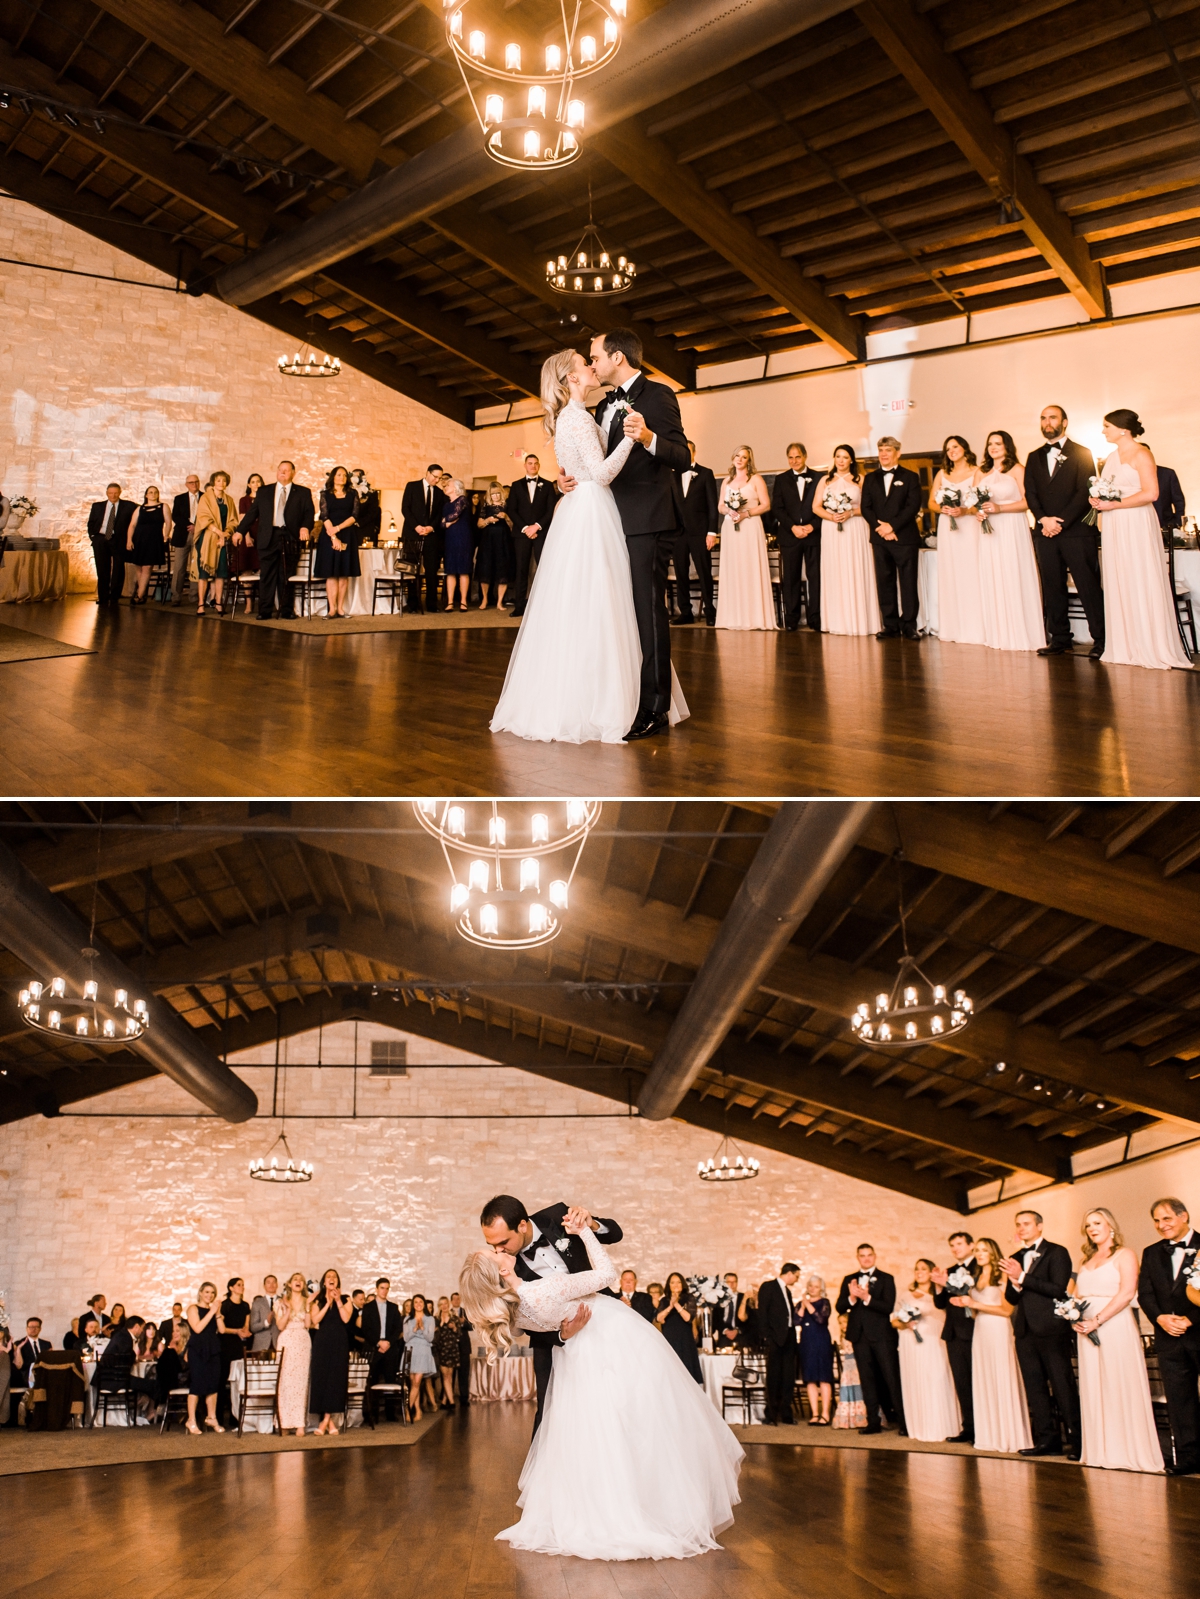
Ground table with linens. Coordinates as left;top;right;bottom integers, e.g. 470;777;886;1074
80;1356;155;1425
699;1351;765;1423
227;1356;364;1431
470;1343;536;1402
0;546;69;603
346;545;399;615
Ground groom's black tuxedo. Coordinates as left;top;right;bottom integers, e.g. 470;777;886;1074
1139;1229;1200;1469
1024;437;1104;651
512;1202;623;1433
593;372;690;718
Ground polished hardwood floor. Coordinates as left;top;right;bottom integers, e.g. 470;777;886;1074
3;1403;1197;1598
0;599;1196;797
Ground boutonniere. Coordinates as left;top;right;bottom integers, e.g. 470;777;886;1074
608;396;632;419
554;1237;571;1254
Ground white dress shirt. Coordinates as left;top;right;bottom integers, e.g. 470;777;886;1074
101;500;117;537
617;372;656;455
1171;1230;1197;1276
1014;1236;1045;1286
520;1218;610;1277
526;476;538;499
188;490;198;522
682;469;695;495
274;481;291;525
882;470;894;493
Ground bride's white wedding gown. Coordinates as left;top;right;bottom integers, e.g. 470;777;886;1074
496;1228;744;1561
490;398;689;743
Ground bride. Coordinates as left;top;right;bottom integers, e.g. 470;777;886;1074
490;350;689;743
460;1208;743;1561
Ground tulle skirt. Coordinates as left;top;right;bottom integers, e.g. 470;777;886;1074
490;481;688;743
497;1295;744;1560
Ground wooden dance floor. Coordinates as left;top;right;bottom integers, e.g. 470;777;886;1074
3;1404;1197;1598
0;599;1196;797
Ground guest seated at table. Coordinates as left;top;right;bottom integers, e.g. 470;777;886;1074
106;1302;127;1332
126;485;168;605
94;1313;157;1413
441;479;475;611
80;1293;107;1335
315;464;361;619
75;1312;100;1352
475;484;513;610
193;471;239;618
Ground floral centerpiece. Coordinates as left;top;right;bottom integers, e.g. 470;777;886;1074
687;1275;734;1352
1084;475;1123;526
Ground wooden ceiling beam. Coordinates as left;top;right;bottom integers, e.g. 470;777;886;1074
854;0;1108;319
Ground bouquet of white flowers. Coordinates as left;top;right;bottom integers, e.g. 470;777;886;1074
1186;1262;1200;1293
686;1274;733;1310
1054;1294;1100;1345
946;1264;977;1317
725;487;747;517
822;489;852;518
959;484;993;534
934;485;963;513
1084;475;1124;526
894;1303;924;1343
9;495;39;519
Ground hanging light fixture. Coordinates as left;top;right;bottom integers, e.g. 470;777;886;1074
849;852;972;1048
414;799;600;950
19;946;149;1044
696;1076;760;1182
277;347;341;379
443;0;624;172
547;182;635;296
249;1129;313;1183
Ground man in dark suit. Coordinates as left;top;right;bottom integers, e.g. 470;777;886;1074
86;483;135;605
400;464;447;613
450;1291;472;1409
672;440;718;626
715;1272;745;1347
836;1244;905;1435
505;453;558;616
603;1269;655;1321
758;1263;800;1424
1001;1207;1080;1458
158;1301;186;1348
11;1319;51;1390
93;1313;156;1410
169;473;201;605
1138;1196;1200;1474
481;1194;623;1433
587;329;691;741
931;1230;977;1442
771;442;822;631
361;1276;405;1420
861;437;923;640
1155;463;1186;534
1024;403;1104;658
236;460;314;619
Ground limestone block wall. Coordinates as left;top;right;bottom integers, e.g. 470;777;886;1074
0;201;472;592
0;1021;965;1343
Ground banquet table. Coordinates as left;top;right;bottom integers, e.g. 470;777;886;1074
0;547;69;603
346;545;398;616
227;1357;364;1431
81;1357;154;1425
699;1352;766;1424
470;1347;536;1402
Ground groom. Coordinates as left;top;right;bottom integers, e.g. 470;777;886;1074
481;1195;623;1432
561;329;690;741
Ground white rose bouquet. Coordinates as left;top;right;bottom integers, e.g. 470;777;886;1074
821;489;852;519
960;484;993;534
894;1303;924;1343
1054;1294;1100;1345
934;485;963;515
1084;475;1123;526
725;487;747;519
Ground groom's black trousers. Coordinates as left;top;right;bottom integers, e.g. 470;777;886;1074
627;527;674;716
531;1343;553;1434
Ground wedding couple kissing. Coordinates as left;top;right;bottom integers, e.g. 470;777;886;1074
460;1195;744;1561
490;329;692;745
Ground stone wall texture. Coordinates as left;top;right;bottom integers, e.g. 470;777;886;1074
0;201;472;591
0;1021;966;1343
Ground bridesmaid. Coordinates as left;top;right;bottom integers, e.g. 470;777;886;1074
797;1274;834;1425
475;484;513;609
930;435;984;644
309;1267;354;1434
951;1237;1032;1453
715;446;777;631
976;431;1046;652
275;1271;312;1436
819;445;881;636
891;1258;961;1442
126;485;167;605
1073;1207;1163;1472
1092;409;1193;670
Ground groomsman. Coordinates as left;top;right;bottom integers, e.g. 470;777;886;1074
836;1244;905;1434
1000;1208;1080;1459
759;1263;800;1424
931;1230;977;1442
361;1277;404;1420
861;438;923;640
236;461;314;620
1138;1196;1200;1474
672;441;718;626
771;441;822;631
1024;404;1104;658
505;454;558;616
86;483;135;605
400;464;447;613
1154;462;1186;534
169;473;201;605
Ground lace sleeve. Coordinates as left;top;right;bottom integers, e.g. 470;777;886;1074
558;403;633;486
515;1228;621;1332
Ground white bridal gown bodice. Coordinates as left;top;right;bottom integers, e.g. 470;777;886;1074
553;395;634;485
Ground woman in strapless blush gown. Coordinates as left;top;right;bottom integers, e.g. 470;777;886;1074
976;430;1046;652
1073;1207;1163;1472
820;444;881;636
714;445;777;631
892;1258;961;1442
1091;409;1193;671
951;1238;1031;1454
930;434;985;645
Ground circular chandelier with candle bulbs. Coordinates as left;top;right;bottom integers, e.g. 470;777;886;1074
19;947;149;1045
249;1129;313;1184
443;0;625;170
414;799;600;950
849;956;973;1047
697;1133;760;1183
547;220;635;296
277;343;340;379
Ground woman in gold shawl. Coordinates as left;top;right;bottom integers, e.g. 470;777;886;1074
192;470;239;616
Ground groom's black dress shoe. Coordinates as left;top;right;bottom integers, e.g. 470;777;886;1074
671;614;695;625
858;1425;882;1435
1018;1444;1063;1457
623;710;669;742
1166;1461;1199;1475
1089;643;1104;659
946;1431;974;1444
1037;644;1069;656
875;629;901;641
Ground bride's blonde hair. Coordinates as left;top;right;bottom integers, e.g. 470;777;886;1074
540;348;578;438
459;1249;521;1361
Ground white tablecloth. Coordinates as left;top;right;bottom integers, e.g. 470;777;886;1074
227;1357;364;1431
1173;548;1200;603
82;1358;153;1425
699;1352;766;1423
346;546;397;615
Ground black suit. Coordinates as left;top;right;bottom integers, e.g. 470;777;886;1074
933;1265;977;1437
86;498;135;603
237;480;316;618
1139;1229;1200;1469
594;373;690;716
714;1292;744;1347
1025;438;1103;650
861;466;923;635
512;1202;623;1433
1155;464;1186;531
771;468;822;630
12;1336;51;1389
602;1288;654;1322
400;478;448;612
758;1278;798;1423
360;1298;404;1417
1004;1239;1080;1452
836;1270;905;1431
673;463;719;623
505;475;558;614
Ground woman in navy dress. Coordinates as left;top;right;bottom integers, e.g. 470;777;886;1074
798;1274;835;1425
309;1267;354;1433
475;484;513;609
440;478;475;611
185;1281;223;1433
126;485;167;604
314;465;361;619
654;1272;703;1383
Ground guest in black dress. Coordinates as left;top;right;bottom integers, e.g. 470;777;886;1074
737;1285;762;1349
231;472;263;581
309;1267;354;1433
154;1322;189;1416
655;1272;703;1383
440;479;475;611
217;1276;252;1425
314;464;361;619
475;484;513;609
125;485;167;604
185;1282;222;1433
798;1275;835;1425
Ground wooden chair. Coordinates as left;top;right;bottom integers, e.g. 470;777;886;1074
344;1354;372;1429
227;569;260;614
372;574;408;614
288;549;327;616
237;1351;281;1436
365;1343;411;1428
148;561;172;603
158;1386;190;1432
720;1351;767;1424
1174;582;1198;655
91;1383;137;1428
